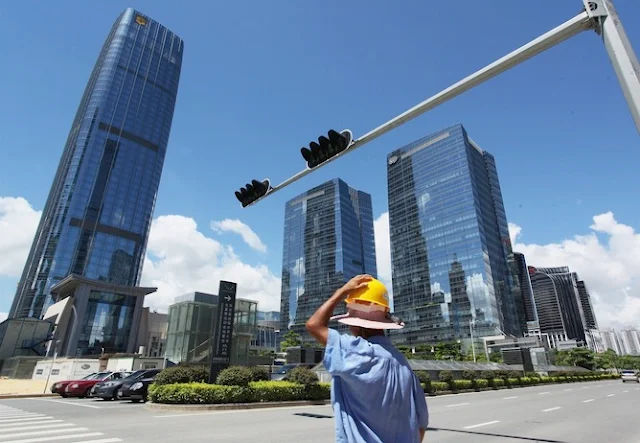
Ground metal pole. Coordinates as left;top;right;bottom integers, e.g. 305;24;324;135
43;340;59;394
249;11;592;204
589;0;640;132
470;320;477;363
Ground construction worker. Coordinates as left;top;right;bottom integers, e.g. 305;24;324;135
306;274;429;443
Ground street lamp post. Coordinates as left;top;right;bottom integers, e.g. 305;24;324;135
237;0;640;207
43;340;60;394
469;320;477;363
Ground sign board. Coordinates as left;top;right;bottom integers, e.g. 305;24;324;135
208;280;237;383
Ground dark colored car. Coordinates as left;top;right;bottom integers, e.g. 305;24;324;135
51;373;98;397
93;369;162;400
65;371;131;398
118;371;162;403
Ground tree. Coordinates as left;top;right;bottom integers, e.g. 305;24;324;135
595;349;619;370
554;348;596;370
280;329;302;351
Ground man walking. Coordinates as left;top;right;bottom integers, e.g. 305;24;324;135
306;274;429;442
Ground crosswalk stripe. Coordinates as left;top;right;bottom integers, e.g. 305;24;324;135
0;432;103;443
0;427;89;439
0;420;63;429
73;439;122;443
0;424;74;434
0;414;44;419
0;417;51;424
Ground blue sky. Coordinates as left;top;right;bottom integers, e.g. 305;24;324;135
1;1;639;324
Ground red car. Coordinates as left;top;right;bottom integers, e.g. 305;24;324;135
52;373;98;397
64;371;131;398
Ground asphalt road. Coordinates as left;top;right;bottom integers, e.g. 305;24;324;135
0;379;637;442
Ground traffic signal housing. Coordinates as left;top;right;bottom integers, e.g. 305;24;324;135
235;179;272;208
301;129;353;169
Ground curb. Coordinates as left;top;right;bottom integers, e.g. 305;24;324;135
146;399;330;412
0;394;58;400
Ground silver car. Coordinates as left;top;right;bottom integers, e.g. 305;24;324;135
621;370;639;383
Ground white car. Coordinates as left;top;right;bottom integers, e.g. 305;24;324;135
620;370;639;383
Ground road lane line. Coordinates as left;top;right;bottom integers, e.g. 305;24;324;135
445;403;470;408
538;392;549;395
73;439;122;443
464;420;500;429
564;388;572;391
0;423;75;434
607;394;615;397
543;407;561;412
37;399;101;409
583;399;595;403
0;427;90;439
623;390;629;393
502;396;518;400
0;432;105;443
0;420;63;428
0;417;54;424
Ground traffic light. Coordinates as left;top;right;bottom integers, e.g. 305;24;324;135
301;129;353;169
235;179;272;208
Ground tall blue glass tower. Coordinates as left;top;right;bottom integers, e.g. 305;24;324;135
9;8;183;330
280;179;377;341
386;124;523;348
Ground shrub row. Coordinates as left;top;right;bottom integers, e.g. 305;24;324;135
149;381;330;405
418;372;617;394
154;365;318;387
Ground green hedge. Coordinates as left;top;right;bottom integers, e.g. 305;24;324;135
150;381;331;405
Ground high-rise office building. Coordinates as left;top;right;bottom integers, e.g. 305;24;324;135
280;178;377;340
386;124;522;349
8;9;183;356
529;266;589;346
513;253;538;325
576;280;598;330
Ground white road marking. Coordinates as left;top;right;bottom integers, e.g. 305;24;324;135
623;390;629;393
0;420;63;428
35;399;101;409
543;407;561;412
583;399;595;403
0;423;75;434
0;432;104;443
73;439;122;443
0;417;54;424
564;388;572;391
0;427;90;439
464;420;500;429
446;403;470;408
538;392;549;395
502;396;518;400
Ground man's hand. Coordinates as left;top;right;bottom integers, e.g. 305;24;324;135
339;274;374;298
306;274;374;346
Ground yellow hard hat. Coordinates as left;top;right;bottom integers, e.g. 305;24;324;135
345;278;390;310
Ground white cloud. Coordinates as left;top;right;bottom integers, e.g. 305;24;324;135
142;215;280;313
509;212;640;329
210;218;267;253
0;197;42;278
374;212;393;308
0;312;7;323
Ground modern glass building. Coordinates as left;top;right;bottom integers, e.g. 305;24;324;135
529;266;589;345
280;178;377;341
513;252;538;325
165;292;257;365
7;9;183;356
386;124;523;350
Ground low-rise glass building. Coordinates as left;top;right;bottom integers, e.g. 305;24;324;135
165;291;257;366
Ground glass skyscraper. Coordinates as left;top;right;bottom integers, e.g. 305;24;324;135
386;124;522;349
9;9;183;354
280;179;377;341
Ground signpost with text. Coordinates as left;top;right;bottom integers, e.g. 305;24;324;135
208;280;237;384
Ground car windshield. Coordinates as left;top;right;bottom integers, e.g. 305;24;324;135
125;370;147;379
622;370;635;374
94;372;112;380
81;373;98;380
275;365;296;375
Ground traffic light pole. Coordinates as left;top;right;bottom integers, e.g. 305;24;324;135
243;0;639;206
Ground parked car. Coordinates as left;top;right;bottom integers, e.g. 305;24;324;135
621;370;639;383
93;369;161;400
119;371;162;403
270;363;314;381
65;371;131;398
51;373;98;397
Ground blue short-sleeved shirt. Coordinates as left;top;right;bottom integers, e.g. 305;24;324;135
323;329;429;443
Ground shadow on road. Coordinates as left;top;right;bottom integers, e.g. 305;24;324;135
293;412;333;419
427;427;569;442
